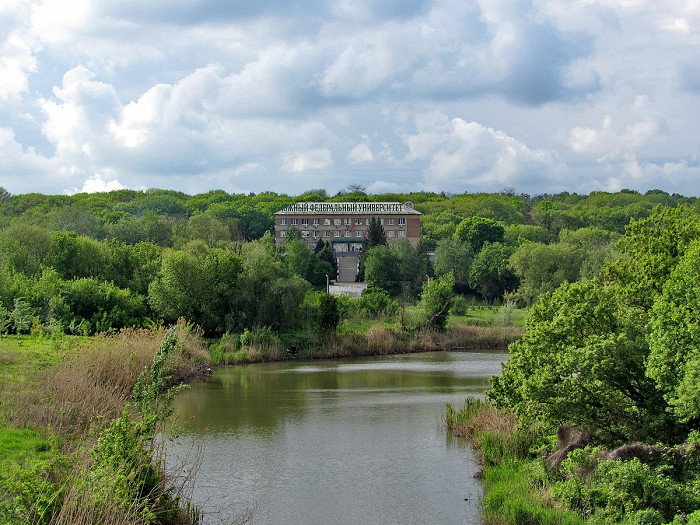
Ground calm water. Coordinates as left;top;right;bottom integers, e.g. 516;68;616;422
164;350;507;525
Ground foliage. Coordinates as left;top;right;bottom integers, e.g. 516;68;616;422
420;271;454;331
358;287;399;318
508;241;581;305
314;293;340;332
605;205;700;311
647;238;700;422
10;298;34;334
490;279;677;444
553;444;700;523
468;242;518;302
433;236;473;282
454;216;505;252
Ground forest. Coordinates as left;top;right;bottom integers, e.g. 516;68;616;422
1;185;695;339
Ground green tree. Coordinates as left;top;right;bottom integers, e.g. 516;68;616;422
508;242;580;305
183;212;232;247
489;280;676;444
236;205;273;241
358;217;388;281
315;241;338;278
148;243;241;334
605;205;700;311
45;231;109;280
363;216;388;249
420;271;455;331
10;298;34;334
468;242;518;302
647;238;700;422
0;302;11;334
0;222;52;276
434;237;473;282
364;246;401;295
393;238;427;298
0;186;10;204
315;293;340;332
454;216;505;252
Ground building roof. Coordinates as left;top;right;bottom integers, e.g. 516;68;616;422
275;201;421;215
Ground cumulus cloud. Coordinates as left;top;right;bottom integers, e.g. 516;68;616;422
66;173;127;195
403;112;566;193
348;137;374;163
282;149;333;173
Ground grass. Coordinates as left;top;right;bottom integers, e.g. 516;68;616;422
0;321;214;525
446;398;584;525
207;307;526;366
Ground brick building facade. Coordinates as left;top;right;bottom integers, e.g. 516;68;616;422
274;201;421;252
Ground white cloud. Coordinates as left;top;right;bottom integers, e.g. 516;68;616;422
0;33;36;99
348;138;374;163
66;173;126;194
282;149;333;173
404;112;566;193
30;0;92;43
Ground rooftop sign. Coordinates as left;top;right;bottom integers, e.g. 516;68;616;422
277;202;419;214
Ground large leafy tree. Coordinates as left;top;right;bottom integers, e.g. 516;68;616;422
364;246;401;295
454;216;505;252
647;238;700;423
434;237;473;283
605;205;700;311
357;217;388;281
491;206;700;445
468;242;518;302
148;242;242;334
420;271;455;331
489;279;675;444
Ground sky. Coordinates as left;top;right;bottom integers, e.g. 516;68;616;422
0;0;699;197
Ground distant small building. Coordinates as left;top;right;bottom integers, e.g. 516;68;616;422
274;201;421;252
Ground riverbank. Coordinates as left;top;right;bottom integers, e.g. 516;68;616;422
445;398;700;524
208;312;524;365
0;321;212;525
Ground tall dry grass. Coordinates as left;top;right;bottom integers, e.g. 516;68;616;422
4;319;209;447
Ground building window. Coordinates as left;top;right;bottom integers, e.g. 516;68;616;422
398;218;406;226
281;218;287;225
312;230;319;238
388;230;395;237
324;230;331;237
345;218;352;225
355;218;362;225
334;219;341;226
301;218;309;226
387;218;394;225
324;218;331;225
302;231;309;238
291;218;298;225
313;218;320;226
280;230;286;238
355;230;363;237
398;230;406;237
333;231;340;237
366;218;371;225
379;218;384;225
345;231;352;237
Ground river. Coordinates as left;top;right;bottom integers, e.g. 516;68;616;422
164;350;507;525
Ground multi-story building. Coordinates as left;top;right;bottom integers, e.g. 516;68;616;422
274;201;421;252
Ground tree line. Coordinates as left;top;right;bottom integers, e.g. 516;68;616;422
0;185;697;337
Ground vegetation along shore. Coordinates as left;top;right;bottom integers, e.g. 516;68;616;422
447;204;700;524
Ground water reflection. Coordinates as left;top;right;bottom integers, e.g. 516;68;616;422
166;351;507;525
